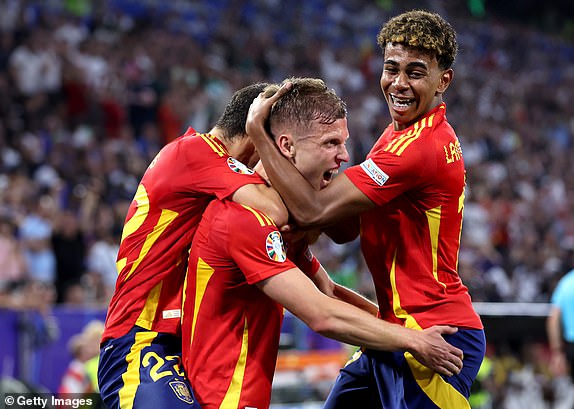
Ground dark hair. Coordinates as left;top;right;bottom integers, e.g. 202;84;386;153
214;82;270;140
263;77;347;137
377;9;458;70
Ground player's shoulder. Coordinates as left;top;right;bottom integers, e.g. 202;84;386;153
207;200;275;226
381;108;453;158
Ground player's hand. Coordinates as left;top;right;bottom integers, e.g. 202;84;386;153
246;81;293;139
408;325;464;377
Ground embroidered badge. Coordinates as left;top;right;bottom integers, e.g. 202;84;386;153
360;158;389;186
169;380;195;404
227;157;255;174
266;231;287;262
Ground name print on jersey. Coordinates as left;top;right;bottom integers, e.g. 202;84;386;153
444;140;463;164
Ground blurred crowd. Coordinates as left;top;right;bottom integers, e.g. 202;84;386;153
1;0;573;407
0;0;571;309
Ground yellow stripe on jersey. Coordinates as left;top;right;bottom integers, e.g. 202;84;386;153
220;317;249;409
385;126;416;153
384;114;436;156
200;134;227;157
389;250;422;331
121;184;149;243
119;331;157;409
124;208;179;281
458;186;466;214
426;206;447;289
395;117;427;156
240;204;275;227
190;258;215;344
117;184;149;275
405;353;471;409
135;282;163;330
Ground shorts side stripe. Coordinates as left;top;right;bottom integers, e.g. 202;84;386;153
405;352;470;409
118;331;158;409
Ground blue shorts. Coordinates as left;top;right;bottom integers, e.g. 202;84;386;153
98;326;201;409
324;329;486;409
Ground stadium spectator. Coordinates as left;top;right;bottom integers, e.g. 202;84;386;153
0;216;27;286
59;320;104;394
17;195;57;284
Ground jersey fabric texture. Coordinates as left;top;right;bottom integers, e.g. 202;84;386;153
102;128;266;342
342;103;485;408
98;326;200;409
181;199;318;409
344;103;482;331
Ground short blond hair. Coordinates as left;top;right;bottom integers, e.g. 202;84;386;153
263;77;347;138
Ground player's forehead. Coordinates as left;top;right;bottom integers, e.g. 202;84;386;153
296;117;349;144
384;43;438;67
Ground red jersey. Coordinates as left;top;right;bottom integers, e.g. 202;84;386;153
181;200;318;409
102;128;266;342
344;104;482;331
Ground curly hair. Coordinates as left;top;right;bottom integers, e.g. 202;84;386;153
376;9;458;70
263;77;347;138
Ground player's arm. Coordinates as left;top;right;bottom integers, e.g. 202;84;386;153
547;306;563;354
256;267;463;376
546;306;566;376
246;84;375;228
322;215;360;244
231;183;289;228
311;265;379;316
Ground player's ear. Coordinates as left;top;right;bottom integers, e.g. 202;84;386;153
436;68;453;95
277;135;294;158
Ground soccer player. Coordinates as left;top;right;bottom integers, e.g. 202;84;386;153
97;83;289;409
181;78;465;409
246;11;486;409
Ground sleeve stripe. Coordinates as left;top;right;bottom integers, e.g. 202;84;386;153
200;134;227;157
240;204;275;227
384;114;435;156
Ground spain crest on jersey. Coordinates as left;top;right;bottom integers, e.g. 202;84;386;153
266;231;287;262
169;380;195;404
227;157;255;174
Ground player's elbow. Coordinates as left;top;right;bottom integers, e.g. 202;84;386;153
305;313;344;339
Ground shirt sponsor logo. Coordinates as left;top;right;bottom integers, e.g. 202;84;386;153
360;158;389;186
227;157;255;174
162;309;181;319
266;231;287;262
169;380;195;404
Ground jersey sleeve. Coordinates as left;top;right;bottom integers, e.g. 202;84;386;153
344;146;424;206
181;135;266;200
226;203;297;284
286;238;321;277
